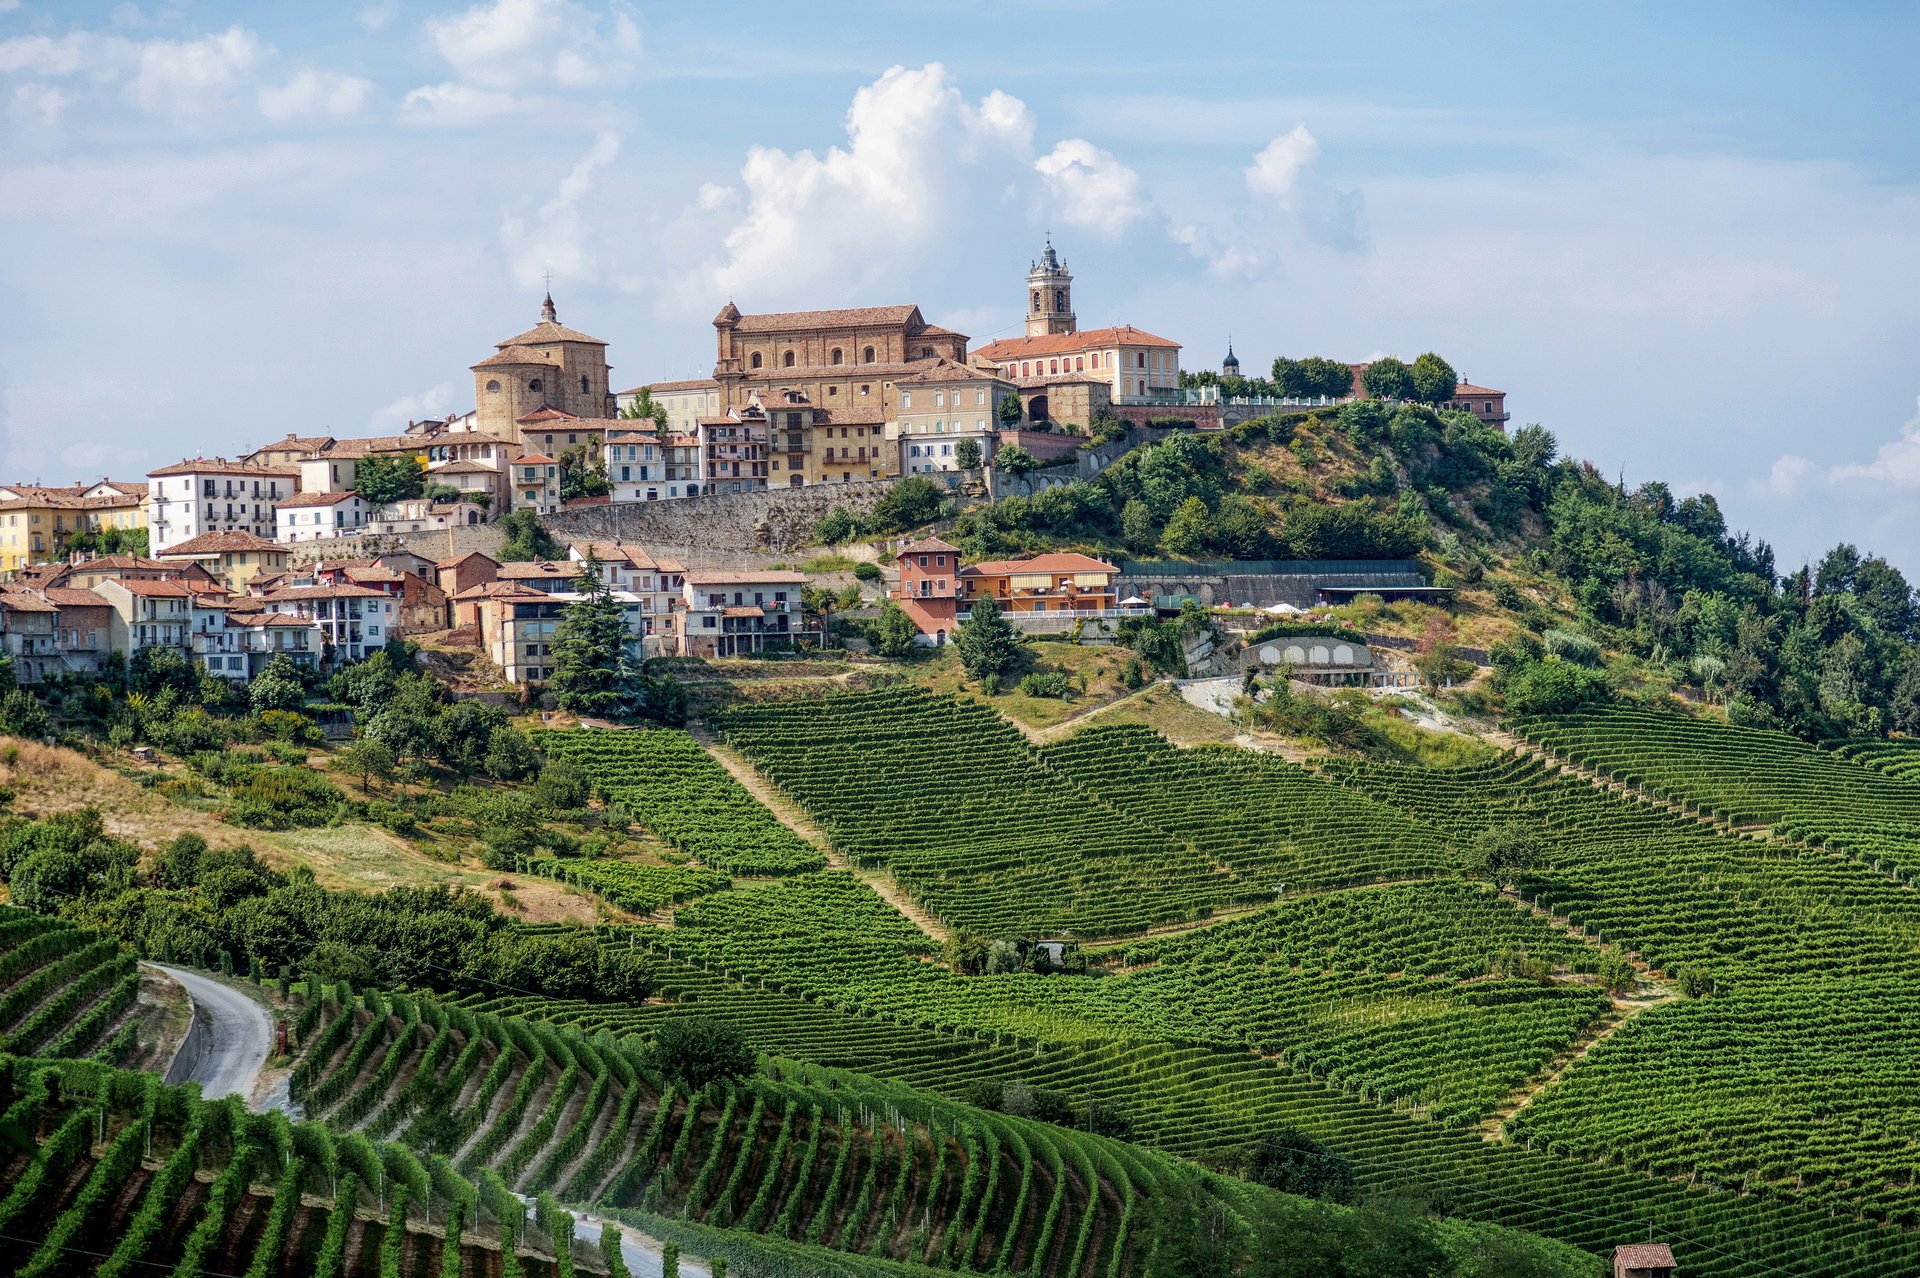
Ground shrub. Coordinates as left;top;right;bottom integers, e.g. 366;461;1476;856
648;1016;757;1089
852;561;881;582
1018;670;1073;699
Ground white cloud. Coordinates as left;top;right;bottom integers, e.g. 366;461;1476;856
127;26;264;116
259;68;373;121
1034;138;1148;238
369;382;458;431
685;63;1040;302
1244;124;1319;207
1754;453;1816;498
499;130;620;289
399;82;522;123
1829;398;1920;488
59;439;148;473
358;2;398;31
423;0;639;92
10;84;71;128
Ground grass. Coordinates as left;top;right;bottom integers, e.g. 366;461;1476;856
801;553;857;573
901;642;1146;730
1071;683;1243;745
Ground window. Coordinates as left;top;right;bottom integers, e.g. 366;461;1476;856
529;378;543;390
934;391;944;406
901;391;912;409
486;379;501;391
830;348;843;365
975;388;985;405
860;384;871;396
1075;356;1084;371
1054;288;1065;311
1137;353;1146;368
580;375;589;393
1032;290;1041;312
1050;359;1059;373
750;352;763;369
863;346;875;363
783;350;795;367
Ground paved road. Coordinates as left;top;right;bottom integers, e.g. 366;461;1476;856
562;1212;711;1278
151;964;277;1108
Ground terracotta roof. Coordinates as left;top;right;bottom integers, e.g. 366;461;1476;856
263;584;389;601
342;567;406;584
159;531;284;556
231;612;315;628
568;541;684;572
816;406;887;425
148;457;297;479
249;434;336;455
898;537;960;555
42;587;108;608
436;551;500;570
960;552;1117;577
721;606;765;617
1452;382;1505;396
493;319;608;348
896;358;1004;385
515;455;557;466
497;560;576;580
427;460;498;475
517;411;620;431
313;435;425;458
277;491;361;508
454;581;551;602
114;579;197;597
1611;1244;1675;1268
721;304;923;333
625;377;718;394
916;324;965;338
973;325;1182;361
61;554;174;573
686;570;807;585
0;591;57;612
473;345;562;370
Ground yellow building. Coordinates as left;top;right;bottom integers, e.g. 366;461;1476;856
154;531;291;593
0;480;150;576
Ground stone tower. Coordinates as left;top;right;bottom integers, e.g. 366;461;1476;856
470;292;612;443
1025;238;1076;338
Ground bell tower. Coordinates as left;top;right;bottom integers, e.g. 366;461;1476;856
1025;237;1076;338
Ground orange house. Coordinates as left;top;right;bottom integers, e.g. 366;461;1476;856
959;552;1118;614
890;537;963;642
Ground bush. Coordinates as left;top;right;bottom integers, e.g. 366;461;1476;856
851;561;881;582
1017;670;1073;699
1500;657;1612;715
1542;628;1603;666
648;1016;758;1089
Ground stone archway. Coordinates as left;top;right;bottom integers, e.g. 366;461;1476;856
1029;394;1049;423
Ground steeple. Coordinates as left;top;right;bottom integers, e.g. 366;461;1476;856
540;288;558;325
1222;338;1240;375
1025;234;1076;338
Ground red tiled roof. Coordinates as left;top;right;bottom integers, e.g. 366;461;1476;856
493;319;608;347
1611;1243;1675;1268
454;581;551;602
973;325;1181;362
624;377;718;394
276;491;361;508
114;579;197;597
960;552;1117;577
435;551;500;570
721;606;765;617
720;304;923;333
42;587;108;608
159;531;284;556
0;592;57;613
148;458;297;479
473;344;561;370
896;357;1005;385
898;537;960;555
1452;382;1505;396
227;611;316;628
515;455;557;465
497;560;576;579
263;584;388;601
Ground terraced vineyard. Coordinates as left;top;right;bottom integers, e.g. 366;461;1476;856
518;855;731;914
0;907;141;1062
536;728;825;875
1823;736;1920;782
1514;706;1920;878
1038;724;1458;890
1326;749;1920;1225
711;688;1275;935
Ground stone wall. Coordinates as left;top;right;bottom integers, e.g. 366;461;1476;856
544;473;962;553
989;424;1174;499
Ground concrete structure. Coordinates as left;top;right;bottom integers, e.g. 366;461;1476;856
510;454;562;514
1117;558;1434;610
471;293;614;444
146;458;296;553
276;490;369;543
617;377;719;434
567;541;686;642
889;360;1008;475
604;428;703;502
193;606;321;681
674;569;806;656
98;577;195;660
699;414;768;494
258;583;396;663
468;584;648;683
156;531;292;593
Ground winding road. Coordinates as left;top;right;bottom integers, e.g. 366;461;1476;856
150;962;703;1273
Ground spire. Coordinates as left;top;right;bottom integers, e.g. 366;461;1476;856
540;279;557;325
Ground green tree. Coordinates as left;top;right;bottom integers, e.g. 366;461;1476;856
648;1016;757;1089
336;737;396;792
248;654;308;714
497;510;562;562
954;595;1022;682
1361;356;1414;401
1160;496;1212;558
996;392;1024;425
620;386;669;427
1242;1129;1354;1201
1470;823;1542;891
954;438;982;469
871;601;920;658
1120;498;1157;554
868;477;949;532
354;454;426;507
482;725;538;780
549;553;644;717
0;688;48;739
1410;351;1458;404
994;444;1040;477
813;505;861;545
558;444;610;499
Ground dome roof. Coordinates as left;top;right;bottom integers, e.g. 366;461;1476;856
1222;341;1241;371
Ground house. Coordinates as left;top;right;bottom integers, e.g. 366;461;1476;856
275;490;369;543
146;458;296;553
466;582;648;684
0;480;150;575
566;541;686;639
365;495;485;536
44;587;112;677
0;588;59;683
1611;1243;1675;1278
258;583;396;664
699;411;768;494
436;552;501;621
309;559;448;635
889;537;964;643
616;377;719;434
510;455;561;513
97;578;196;661
672;569;807;657
27;554;221;593
154;531;292;593
888;359;1009;474
959;552;1119;614
193;605;321;681
603;428;703;501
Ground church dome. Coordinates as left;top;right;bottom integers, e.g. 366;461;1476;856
1222;341;1241;373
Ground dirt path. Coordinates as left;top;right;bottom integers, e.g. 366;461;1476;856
686;725;953;944
1022;684;1162;743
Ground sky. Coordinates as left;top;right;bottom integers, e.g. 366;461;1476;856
2;0;1918;575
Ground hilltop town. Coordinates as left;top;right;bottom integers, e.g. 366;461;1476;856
0;241;1503;693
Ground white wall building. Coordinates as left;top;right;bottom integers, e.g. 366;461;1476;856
146;459;297;554
276;491;369;543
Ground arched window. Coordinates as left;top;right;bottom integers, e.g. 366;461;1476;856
1054;288;1064;310
579;376;589;393
486;379;501;392
750;352;763;369
783;350;795;367
1049;359;1059;373
863;346;875;363
830;348;843;365
528;378;543;391
1075;356;1084;371
1137;352;1147;368
1032;290;1041;312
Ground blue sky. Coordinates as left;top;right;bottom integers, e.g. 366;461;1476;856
3;1;1918;574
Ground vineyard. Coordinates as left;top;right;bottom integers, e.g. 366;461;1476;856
535;728;826;875
0;907;141;1064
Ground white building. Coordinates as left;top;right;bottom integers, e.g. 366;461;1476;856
146;458;297;554
258;582;396;663
276;491;369;543
566;541;687;645
673;569;807;657
617;377;720;435
603;429;704;502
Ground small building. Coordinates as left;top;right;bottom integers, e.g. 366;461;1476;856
154;530;291;594
275;490;369;543
617;377;721;435
1612;1243;1675;1278
888;358;1008;475
145;457;296;553
603;428;703;502
510;454;561;514
436;551;501;619
674;569;807;657
567;541;686;640
959;552;1119;615
258;582;396;664
889;537;963;643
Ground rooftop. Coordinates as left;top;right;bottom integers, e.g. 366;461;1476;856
160;531;285;556
974;325;1182;361
961;552;1118;576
